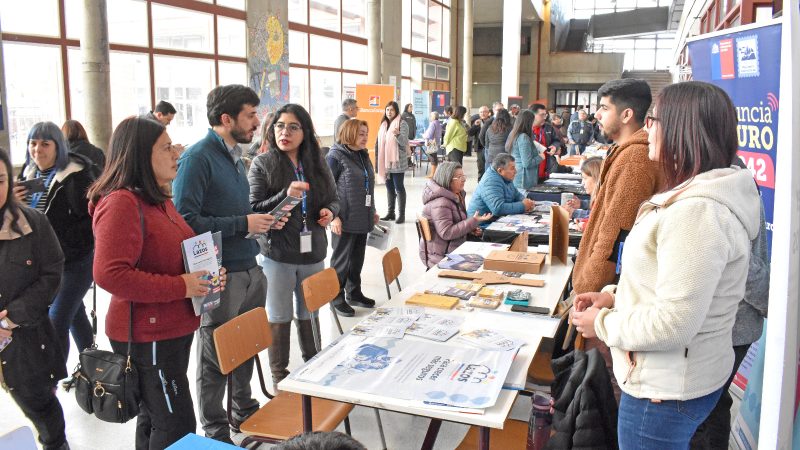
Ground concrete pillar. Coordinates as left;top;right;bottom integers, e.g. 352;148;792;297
501;0;521;105
367;0;381;84
380;0;402;94
462;0;473;109
450;1;460;104
246;0;289;117
81;0;112;150
0;19;11;156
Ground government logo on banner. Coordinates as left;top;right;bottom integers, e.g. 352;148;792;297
710;34;761;80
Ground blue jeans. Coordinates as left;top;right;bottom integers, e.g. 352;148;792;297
49;251;94;362
259;256;323;323
618;387;724;450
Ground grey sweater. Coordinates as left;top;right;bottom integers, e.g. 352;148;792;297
732;199;770;345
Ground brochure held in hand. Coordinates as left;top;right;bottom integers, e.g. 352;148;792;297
181;231;223;315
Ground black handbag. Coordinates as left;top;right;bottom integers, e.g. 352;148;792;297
66;200;143;423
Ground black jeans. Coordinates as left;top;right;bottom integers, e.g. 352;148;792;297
111;334;196;450
9;384;67;449
690;343;751;450
330;232;368;301
476;149;485;180
447;149;464;165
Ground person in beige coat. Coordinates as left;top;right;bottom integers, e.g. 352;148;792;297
571;81;760;449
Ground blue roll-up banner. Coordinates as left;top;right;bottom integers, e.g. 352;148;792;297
688;20;782;450
689;22;781;252
413;90;431;139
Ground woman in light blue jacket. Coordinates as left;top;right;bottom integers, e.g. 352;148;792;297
506;109;542;191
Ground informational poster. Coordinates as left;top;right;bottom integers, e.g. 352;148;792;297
689;22;781;251
356;84;396;166
291;334;518;410
688;20;786;450
412;90;431;139
430;90;451;114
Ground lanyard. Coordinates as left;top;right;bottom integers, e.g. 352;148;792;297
28;169;57;209
357;152;369;193
291;160;308;231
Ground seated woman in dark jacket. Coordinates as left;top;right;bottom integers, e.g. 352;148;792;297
0;149;69;450
248;104;339;387
62;119;106;169
419;162;491;268
14;121;97;364
327;119;378;317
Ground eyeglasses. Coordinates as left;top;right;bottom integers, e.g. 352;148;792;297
453;175;467;181
644;115;660;130
274;122;302;133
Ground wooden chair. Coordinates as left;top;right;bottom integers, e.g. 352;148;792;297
213;308;353;447
381;247;403;299
455;420;529;450
416;215;433;270
301;268;388;450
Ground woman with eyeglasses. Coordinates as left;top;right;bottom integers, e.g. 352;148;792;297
89;117;223;449
419;161;492;268
376;101;411;224
248;104;339;388
571;81;761;449
0;149;70;450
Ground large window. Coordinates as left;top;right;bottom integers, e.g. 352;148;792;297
0;0;248;164
288;0;369;138
402;0;450;59
590;33;675;71
572;0;673;19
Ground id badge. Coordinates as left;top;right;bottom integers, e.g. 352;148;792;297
365;194;372;207
300;231;313;253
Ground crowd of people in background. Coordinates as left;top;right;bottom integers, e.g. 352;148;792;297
0;77;770;450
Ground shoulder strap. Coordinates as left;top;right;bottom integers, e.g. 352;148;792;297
90;195;144;357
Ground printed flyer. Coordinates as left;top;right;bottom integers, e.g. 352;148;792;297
291;335;518;410
181;231;223;315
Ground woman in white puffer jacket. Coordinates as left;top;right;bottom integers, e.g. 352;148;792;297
571;81;761;450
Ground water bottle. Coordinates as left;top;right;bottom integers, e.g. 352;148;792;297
527;393;552;450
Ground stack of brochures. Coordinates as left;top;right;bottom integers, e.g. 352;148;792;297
349;307;463;342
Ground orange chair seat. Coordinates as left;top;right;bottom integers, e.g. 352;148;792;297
240;391;354;440
455;419;530;450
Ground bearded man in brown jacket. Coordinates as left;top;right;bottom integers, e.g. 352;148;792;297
572;78;664;400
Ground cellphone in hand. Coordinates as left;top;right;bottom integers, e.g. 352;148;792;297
17;177;46;194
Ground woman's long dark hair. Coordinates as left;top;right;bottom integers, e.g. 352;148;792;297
381;101;400;128
506;109;535;152
404;103;413;114
654;81;739;190
264;104;333;211
491;109;512;134
87;117;168;205
0;149;23;235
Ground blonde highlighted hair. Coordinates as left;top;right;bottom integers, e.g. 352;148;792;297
337;119;369;148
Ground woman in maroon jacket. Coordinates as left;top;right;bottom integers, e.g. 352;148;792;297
88;117;226;450
419;161;491;268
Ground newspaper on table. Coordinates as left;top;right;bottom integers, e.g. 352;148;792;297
457;329;525;352
290;334;519;410
349;307;424;338
405;313;465;342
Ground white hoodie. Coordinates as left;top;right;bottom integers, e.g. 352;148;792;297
594;166;761;401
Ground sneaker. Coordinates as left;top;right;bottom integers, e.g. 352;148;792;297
348;294;376;308
332;301;355;317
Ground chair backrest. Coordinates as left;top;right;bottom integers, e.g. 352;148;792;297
382;247;403;285
213;307;272;375
416;215;432;242
301;267;341;313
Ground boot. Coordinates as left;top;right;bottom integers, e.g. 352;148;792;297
267;322;291;387
295;318;321;362
381;190;396;221
395;190;406;224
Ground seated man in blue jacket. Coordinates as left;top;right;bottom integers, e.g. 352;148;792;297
467;153;535;226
